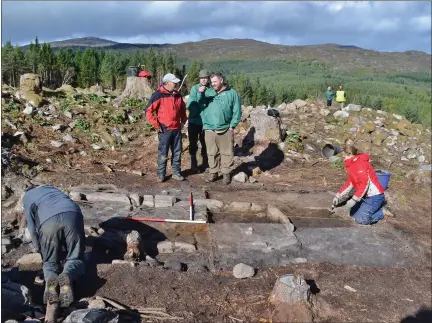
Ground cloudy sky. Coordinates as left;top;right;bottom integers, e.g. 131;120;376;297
2;1;431;53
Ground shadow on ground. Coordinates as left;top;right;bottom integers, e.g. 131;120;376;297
233;142;285;176
401;308;432;323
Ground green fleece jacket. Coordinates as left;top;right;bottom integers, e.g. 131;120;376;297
186;83;216;125
326;89;334;101
199;87;242;131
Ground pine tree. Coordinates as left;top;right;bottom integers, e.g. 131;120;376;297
79;49;99;87
25;37;41;74
145;47;158;87
186;60;202;90
56;48;76;85
100;51;117;89
38;43;56;87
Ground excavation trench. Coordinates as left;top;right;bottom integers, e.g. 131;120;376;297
71;186;428;272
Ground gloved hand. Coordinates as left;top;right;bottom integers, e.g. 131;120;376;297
332;194;342;207
345;198;357;210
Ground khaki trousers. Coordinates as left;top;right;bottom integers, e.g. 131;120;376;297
204;129;234;175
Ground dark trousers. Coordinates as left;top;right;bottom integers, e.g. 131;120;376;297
327;99;332;107
39;212;85;282
158;124;182;177
188;123;207;157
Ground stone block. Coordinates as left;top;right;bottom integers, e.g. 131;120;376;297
194;199;224;212
173;241;196;253
143;195;154;207
227;202;251;213
111;260;136;267
157;241;174;253
85;192;131;204
269;274;311;304
251;203;266;213
154;195;175;208
267;206;295;231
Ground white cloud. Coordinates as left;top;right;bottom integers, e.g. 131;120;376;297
1;1;430;53
410;16;432;32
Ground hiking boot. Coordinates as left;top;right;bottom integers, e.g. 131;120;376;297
222;174;231;185
157;176;166;183
190;155;200;173
172;174;185;181
43;274;59;305
205;173;218;183
58;273;74;308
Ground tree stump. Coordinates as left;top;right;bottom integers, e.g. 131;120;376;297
113;77;153;105
14;73;44;107
19;73;42;94
269;274;311;304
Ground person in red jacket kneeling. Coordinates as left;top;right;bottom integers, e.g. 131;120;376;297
332;145;386;225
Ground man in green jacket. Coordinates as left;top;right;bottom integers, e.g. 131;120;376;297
186;69;216;172
199;72;242;185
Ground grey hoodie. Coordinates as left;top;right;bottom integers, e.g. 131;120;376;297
23;185;82;250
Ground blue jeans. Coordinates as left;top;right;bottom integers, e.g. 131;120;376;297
157;124;182;177
350;194;385;225
38;212;85;282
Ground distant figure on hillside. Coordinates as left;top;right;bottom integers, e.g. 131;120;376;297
146;73;187;182
331;145;386;225
200;72;241;185
326;86;334;107
335;85;346;109
186;69;216;173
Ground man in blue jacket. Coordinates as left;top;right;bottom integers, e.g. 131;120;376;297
21;184;85;307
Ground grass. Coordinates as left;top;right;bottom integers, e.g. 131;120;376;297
330;159;345;169
75;119;91;132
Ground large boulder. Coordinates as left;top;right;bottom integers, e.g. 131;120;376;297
292;99;307;109
395;119;417;137
344;104;362;112
249;108;284;145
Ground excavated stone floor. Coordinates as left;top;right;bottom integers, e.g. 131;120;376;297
70;185;430;272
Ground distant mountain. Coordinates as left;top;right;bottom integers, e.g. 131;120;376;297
22;37;118;50
21;37;431;73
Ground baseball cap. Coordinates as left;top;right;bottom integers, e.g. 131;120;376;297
162;73;181;84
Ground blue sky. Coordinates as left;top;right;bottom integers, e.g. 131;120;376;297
2;1;431;53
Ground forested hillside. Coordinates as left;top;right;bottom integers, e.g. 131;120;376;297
2;37;431;127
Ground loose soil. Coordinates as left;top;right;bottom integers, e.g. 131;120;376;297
2;134;431;322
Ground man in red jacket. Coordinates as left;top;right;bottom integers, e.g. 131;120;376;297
146;73;187;182
332;145;386;225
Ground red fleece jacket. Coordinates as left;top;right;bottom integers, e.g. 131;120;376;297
145;86;187;131
338;154;385;200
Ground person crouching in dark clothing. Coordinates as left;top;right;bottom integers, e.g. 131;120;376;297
20;184;85;307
